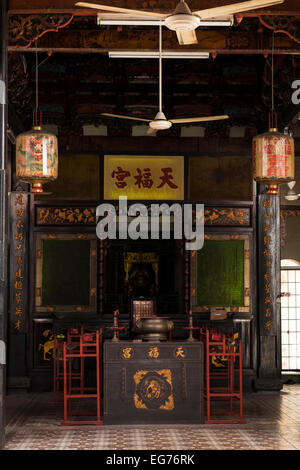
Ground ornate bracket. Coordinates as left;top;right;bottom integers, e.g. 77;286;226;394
8;14;74;48
259;16;300;44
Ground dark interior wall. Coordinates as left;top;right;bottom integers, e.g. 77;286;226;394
36;152;253;202
189;156;252;201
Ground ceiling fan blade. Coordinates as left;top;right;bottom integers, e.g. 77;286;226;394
101;113;151;122
176;30;198;46
192;0;284;19
170;115;229;124
75;2;167;18
147;127;157;136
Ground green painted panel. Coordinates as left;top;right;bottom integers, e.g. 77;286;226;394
197;240;244;306
42;240;90;306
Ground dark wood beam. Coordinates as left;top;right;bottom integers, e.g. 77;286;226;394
8;28;300;54
7;0;300;15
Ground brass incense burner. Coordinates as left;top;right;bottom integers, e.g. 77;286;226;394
133;317;174;342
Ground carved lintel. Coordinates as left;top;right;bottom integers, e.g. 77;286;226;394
8;14;74;48
259;15;300;44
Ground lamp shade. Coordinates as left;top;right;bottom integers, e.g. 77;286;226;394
252;128;294;195
16;126;58;193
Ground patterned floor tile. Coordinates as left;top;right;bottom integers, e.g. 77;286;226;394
3;384;300;450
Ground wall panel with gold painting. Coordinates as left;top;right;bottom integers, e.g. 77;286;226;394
35;233;97;313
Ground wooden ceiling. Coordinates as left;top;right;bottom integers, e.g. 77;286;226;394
6;1;300;141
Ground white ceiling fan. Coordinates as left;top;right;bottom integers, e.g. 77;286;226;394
100;25;229;135
76;0;284;45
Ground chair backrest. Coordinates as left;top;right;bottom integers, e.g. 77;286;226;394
132;298;156;328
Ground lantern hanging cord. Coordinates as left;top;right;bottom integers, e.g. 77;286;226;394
159;23;162;113
35;40;38;125
271;32;277;129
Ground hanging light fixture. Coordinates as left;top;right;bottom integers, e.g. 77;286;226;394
15;45;58;194
252;34;294;196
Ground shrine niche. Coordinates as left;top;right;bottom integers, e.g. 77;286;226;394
103;155;184;200
190;234;251;313
124;252;158;299
35;233;97;313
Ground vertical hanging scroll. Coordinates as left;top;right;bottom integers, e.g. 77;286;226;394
9;192;28;334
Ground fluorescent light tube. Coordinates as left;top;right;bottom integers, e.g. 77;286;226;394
109;51;210;59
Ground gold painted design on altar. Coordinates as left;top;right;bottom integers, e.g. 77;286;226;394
175;346;186;359
133;369;174;410
121;347;133;359
148;346;160;359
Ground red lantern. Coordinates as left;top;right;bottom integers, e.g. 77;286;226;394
252;127;294;195
16;125;58;193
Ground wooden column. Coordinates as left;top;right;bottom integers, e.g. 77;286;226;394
0;0;8;450
254;191;282;391
184;241;190;315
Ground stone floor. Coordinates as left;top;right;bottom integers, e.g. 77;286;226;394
4;384;300;450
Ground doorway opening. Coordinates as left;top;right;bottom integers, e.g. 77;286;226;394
281;259;300;371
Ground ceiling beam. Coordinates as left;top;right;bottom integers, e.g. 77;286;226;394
7;28;300;54
7;0;300;15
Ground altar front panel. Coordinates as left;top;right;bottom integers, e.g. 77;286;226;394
103;341;203;424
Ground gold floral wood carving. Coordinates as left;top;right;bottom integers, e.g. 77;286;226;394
37;207;96;225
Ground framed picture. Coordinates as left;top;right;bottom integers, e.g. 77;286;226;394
35;233;97;313
190;234;251;313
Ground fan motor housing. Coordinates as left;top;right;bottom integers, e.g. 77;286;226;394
165;13;201;31
149;120;172;131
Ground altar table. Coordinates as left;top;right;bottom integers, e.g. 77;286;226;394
103;341;204;424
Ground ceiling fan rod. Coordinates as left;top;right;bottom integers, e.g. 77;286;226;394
159;22;162;113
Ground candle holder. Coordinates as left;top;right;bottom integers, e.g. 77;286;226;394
183;310;198;342
107;325;125;342
107;309;125;342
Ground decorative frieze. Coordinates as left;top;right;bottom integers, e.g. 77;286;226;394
36;205;251;227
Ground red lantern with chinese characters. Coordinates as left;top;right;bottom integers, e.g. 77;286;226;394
253;127;294;195
16;125;58;194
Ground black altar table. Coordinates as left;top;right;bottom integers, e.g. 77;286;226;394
103;341;203;424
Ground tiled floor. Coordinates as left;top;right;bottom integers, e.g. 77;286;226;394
4;384;300;450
